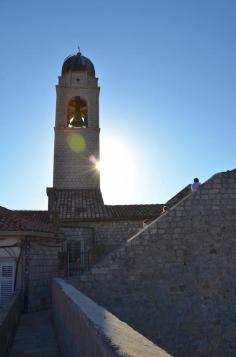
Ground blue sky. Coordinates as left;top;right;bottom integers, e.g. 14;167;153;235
0;0;235;209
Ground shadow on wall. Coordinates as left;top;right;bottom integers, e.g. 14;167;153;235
71;170;236;356
53;278;172;357
0;291;22;356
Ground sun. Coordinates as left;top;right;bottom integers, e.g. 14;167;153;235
99;136;136;204
95;161;100;171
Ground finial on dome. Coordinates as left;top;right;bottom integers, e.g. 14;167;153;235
77;45;81;54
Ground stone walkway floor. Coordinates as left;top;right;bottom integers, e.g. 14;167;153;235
9;310;60;357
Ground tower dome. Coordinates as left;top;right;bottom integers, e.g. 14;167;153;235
61;51;95;77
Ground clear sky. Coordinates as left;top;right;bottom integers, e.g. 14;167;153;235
0;0;235;209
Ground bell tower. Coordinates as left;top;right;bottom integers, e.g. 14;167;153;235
53;51;100;189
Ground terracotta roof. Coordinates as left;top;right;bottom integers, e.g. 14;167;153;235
107;205;163;220
1;184;192;229
48;188;110;220
0;206;56;233
47;188;163;221
14;210;51;225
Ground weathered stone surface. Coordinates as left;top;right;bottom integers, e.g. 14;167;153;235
27;239;63;312
53;66;100;189
70;170;236;356
53;278;171;357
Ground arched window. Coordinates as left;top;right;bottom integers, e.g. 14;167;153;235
67;97;88;128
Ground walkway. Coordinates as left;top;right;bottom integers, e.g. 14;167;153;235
9;310;60;357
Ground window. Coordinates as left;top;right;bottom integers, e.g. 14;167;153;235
68;239;90;276
0;261;16;305
67;97;88;128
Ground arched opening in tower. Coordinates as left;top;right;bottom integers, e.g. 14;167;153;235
67;96;88;128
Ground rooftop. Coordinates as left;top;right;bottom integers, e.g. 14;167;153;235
0;206;55;233
47;188;163;222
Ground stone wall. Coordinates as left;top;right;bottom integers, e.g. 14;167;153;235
0;290;22;356
52;278;171;357
93;220;142;246
62;227;94;245
63;220;141;245
63;220;142;267
71;170;236;356
53;128;100;189
27;238;65;312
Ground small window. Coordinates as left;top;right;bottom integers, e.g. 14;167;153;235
68;241;81;276
67;96;88;128
68;240;90;276
0;261;16;305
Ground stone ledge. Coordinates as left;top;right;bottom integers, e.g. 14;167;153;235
53;278;171;357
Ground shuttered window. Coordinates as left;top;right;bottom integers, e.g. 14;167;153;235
0;261;16;305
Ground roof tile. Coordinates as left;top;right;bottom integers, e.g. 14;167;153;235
47;188;163;221
0;206;56;233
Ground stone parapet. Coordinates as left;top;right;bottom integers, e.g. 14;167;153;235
52;278;171;357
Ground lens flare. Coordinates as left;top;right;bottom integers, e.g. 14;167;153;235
66;134;86;153
89;155;100;171
89;155;96;164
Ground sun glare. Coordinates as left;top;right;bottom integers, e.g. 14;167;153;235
100;136;136;203
95;161;100;171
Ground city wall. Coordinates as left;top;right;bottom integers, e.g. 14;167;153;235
71;170;236;356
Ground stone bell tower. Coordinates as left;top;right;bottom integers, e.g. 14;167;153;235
52;51;100;189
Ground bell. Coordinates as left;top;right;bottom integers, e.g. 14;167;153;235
70;112;84;127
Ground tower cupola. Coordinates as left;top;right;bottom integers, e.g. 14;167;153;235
62;52;95;77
